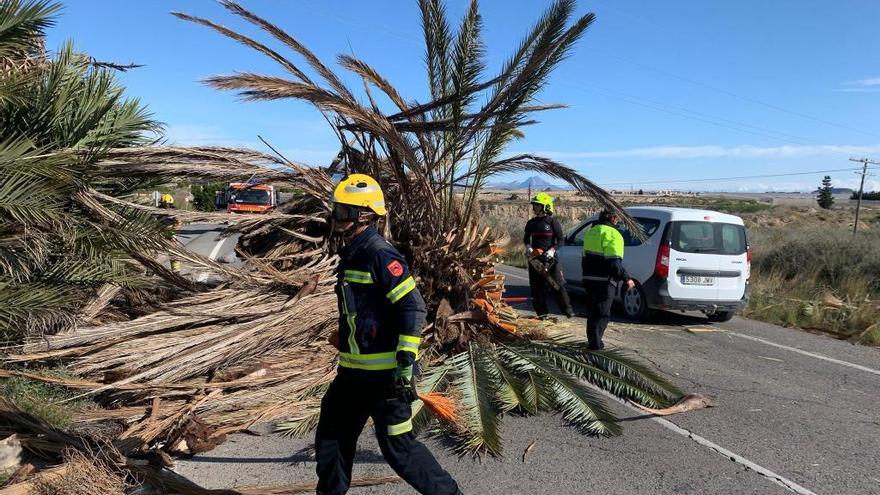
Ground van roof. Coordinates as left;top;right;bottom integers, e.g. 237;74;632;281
623;206;744;225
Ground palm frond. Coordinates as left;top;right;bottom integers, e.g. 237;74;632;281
411;359;453;432
0;0;60;59
448;343;503;455
499;341;621;435
217;0;356;102
170;11;309;83
528;339;680;408
419;0;453;104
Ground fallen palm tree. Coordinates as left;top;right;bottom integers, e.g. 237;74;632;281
2;1;685;471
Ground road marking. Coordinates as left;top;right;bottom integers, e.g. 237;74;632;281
685;326;720;333
596;388;817;495
727;331;880;377
196;236;229;282
758;356;784;363
651;415;817;495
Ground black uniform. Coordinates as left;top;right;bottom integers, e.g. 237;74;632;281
315;225;461;495
581;220;631;350
523;215;573;317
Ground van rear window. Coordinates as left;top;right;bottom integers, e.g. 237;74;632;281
671;222;747;255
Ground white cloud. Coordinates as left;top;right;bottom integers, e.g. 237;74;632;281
850;77;880;87
836;88;880;93
164;123;259;148
531;143;880;160
834;178;880;192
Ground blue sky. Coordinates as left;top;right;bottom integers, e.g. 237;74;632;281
47;0;880;192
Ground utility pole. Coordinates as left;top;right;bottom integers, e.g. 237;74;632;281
848;157;879;237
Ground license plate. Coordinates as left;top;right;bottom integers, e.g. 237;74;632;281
682;275;715;286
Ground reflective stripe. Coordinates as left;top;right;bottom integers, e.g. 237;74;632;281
341;288;359;354
338;351;397;370
388;418;413;436
343;270;373;284
386;276;416;303
583;275;609;282
396;334;421;359
344;184;380;193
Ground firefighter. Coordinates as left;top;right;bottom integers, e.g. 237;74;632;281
316;174;461;495
523;193;574;318
581;209;635;350
159;193;175;208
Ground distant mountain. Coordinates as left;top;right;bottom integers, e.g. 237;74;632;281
488;175;568;190
814;187;855;194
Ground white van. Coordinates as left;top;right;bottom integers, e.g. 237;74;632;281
557;207;750;322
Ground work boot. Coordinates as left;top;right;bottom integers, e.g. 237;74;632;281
563;307;575;319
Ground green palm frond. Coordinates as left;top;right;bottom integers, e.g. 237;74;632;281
499;341;621;436
527;339;679;409
419;0;453;105
0;279;79;342
520;369;556;414
448;343;503;455
0;0;60;59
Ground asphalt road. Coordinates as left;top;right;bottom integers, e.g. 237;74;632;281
174;223;241;282
172;234;880;494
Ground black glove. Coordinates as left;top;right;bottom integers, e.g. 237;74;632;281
393;365;418;403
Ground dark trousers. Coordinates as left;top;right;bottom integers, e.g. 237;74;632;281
528;260;573;316
315;369;460;495
584;280;615;350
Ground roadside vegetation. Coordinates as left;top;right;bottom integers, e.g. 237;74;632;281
481;197;880;345
746;224;879;344
1;367;90;428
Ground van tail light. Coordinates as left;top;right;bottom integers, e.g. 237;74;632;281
746;248;752;281
655;243;670;279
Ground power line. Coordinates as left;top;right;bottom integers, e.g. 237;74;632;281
599;167;870;187
588;48;880;140
564;81;864;159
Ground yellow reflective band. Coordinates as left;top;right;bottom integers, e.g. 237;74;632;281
396;334;421;359
398;335;421;345
386;276;416;303
340;289;359;354
338;351;397;371
343;270;373;284
387;418;413;436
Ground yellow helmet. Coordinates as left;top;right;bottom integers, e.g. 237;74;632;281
332;173;387;216
530;192;553;213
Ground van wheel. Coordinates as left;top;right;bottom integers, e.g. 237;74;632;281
707;311;735;323
622;284;649;321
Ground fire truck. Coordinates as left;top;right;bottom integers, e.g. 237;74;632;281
216;181;276;213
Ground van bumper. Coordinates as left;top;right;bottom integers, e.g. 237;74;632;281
642;276;749;313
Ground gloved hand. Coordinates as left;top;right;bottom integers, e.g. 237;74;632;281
525;246;534;258
393;365;417;403
545;247;556;259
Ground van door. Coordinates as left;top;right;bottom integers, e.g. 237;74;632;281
617;217;662;284
715;223;748;301
666;221;721;301
559;221;593;285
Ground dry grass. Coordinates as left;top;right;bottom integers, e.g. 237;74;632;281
30;449;126;495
